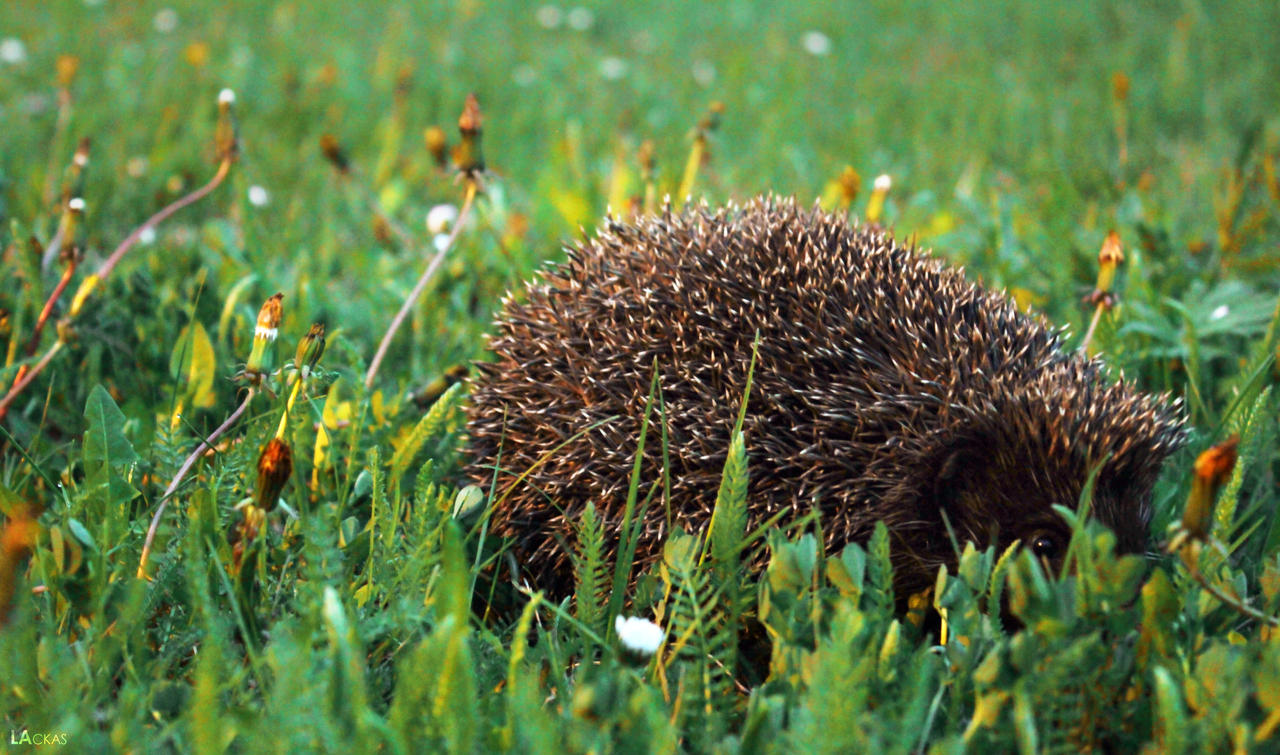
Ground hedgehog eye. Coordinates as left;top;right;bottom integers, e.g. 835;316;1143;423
1030;534;1058;559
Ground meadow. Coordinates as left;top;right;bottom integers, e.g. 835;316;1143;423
2;0;1279;751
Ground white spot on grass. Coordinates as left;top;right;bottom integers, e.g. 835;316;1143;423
692;60;716;87
139;226;157;245
567;7;595;31
599;56;627;80
0;38;28;65
535;5;562;29
153;8;179;33
512;64;536;87
1211;305;1229;320
802;30;832;56
248;185;269;207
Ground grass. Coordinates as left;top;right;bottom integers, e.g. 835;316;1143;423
2;0;1280;751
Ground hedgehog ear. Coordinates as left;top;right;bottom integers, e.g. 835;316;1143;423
932;444;979;511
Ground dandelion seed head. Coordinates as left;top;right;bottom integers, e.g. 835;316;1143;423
0;38;28;65
427;204;459;234
248;185;269;207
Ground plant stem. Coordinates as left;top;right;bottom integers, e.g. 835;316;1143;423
1079;303;1106;354
0;342;64;423
364;181;478;389
137;387;255;579
0;160;231;426
25;258;78;358
99;159;231;281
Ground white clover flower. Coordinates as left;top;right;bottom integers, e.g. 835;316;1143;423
427;204;459;234
248;185;270;207
802;31;832;57
535;5;562;29
615;615;664;655
599;57;627;81
1211;305;1229;320
153;8;179;33
0;38;28;65
567;7;595;31
874;174;892;191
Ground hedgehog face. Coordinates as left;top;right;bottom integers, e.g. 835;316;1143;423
923;406;1166;574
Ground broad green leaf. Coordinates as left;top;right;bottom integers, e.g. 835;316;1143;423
83;385;138;467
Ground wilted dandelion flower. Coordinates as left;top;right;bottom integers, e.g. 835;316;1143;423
567;7;595;31
599;57;627;81
153;8;179;33
0;38;27;65
427;204;459;234
802;30;832;56
535;5;562;29
248;185;270;207
614;616;664;655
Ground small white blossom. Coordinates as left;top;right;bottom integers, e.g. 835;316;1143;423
139;226;158;245
218;88;236;105
68;197;86;212
433;233;451;253
427;204;459;234
599;57;627;81
153;8;179;33
535;5;562;29
567;7;595;31
615;615;664;655
874;174;892;191
0;38;27;65
247;185;270;207
1210;305;1229;320
802;31;832;56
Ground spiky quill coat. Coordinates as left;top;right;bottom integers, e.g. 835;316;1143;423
466;198;1186;598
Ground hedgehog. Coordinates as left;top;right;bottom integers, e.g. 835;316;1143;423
465;197;1186;601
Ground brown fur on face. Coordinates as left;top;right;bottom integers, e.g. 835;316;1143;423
465;198;1187;599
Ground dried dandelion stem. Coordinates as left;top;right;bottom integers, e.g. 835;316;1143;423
25;257;78;358
0;160;232;425
97;158;232;283
0;342;65;422
364;180;478;389
138;387;256;578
